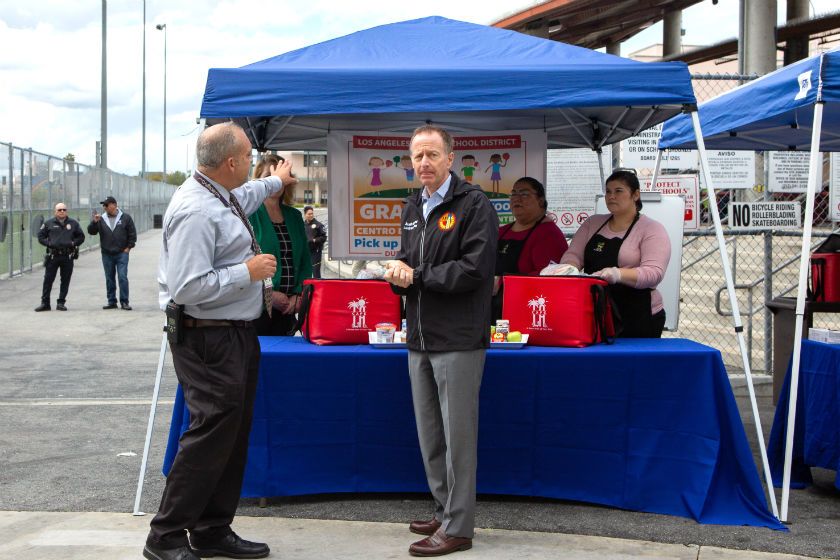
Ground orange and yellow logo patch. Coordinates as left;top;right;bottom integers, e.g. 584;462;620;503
438;212;456;231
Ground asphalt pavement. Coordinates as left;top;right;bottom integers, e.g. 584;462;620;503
0;224;838;559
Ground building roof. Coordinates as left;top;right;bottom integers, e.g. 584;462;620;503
493;0;704;50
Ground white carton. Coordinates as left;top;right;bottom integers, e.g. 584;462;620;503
808;328;830;342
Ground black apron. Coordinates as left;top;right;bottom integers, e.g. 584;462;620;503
583;215;662;338
492;220;542;321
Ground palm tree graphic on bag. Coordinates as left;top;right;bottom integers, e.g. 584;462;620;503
527;295;548;328
348;297;368;329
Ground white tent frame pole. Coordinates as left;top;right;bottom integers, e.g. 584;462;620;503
689;111;780;519
133;330;169;516
649;149;663;188
780;101;824;522
597;150;605;187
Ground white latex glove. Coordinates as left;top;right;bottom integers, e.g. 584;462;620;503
592;267;621;285
539;263;579;276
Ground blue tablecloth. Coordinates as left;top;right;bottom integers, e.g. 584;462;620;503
769;339;840;490
164;337;782;530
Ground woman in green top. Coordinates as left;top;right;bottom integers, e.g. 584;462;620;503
249;154;313;336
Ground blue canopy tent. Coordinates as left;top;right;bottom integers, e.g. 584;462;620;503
660;47;840;521
134;16;780;524
200;16;696;152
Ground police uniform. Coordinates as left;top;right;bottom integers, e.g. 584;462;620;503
37;216;85;309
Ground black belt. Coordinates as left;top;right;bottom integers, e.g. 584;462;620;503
183;315;253;328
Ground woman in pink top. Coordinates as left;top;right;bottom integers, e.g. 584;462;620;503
561;170;671;338
493;176;568;320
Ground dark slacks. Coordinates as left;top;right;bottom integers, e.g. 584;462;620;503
147;324;261;549
310;251;322;279
41;254;74;304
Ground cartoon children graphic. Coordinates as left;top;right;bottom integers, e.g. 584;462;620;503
399;155;414;182
484;153;509;194
460;155;478;183
368;156;385;193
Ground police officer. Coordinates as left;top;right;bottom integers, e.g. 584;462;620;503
303;205;327;278
35;202;85;311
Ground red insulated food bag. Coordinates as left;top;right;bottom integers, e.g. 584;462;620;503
809;233;840;303
296;279;402;345
502;275;615;347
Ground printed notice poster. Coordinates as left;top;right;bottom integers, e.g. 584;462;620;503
699;150;756;190
831;153;840;221
545;147;611;235
622;123;697;175
768;151;816;193
641;174;699;231
728;201;801;231
327;130;547;258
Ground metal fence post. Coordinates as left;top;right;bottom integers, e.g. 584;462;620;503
8;143;14;276
763;152;773;374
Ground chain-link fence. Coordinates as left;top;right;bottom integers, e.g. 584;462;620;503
661;75;840;374
0;142;175;278
3;77;839;376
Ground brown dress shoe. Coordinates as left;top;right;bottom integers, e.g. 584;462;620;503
409;517;442;536
409;528;472;557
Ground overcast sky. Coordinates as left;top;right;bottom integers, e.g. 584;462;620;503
0;0;836;176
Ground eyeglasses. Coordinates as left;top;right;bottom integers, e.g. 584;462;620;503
509;190;536;198
56;209;67;212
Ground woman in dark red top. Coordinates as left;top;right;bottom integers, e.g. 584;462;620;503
492;176;568;320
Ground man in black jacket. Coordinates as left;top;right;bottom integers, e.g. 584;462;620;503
88;196;137;310
384;125;498;557
303;205;327;278
35;203;86;311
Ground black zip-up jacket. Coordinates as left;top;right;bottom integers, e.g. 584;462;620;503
38;217;85;252
391;172;499;352
305;218;327;254
87;211;137;255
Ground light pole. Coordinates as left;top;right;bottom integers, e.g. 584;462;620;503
101;0;107;168
156;23;167;182
142;0;146;177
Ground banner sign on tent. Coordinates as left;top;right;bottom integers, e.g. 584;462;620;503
728;201;802;231
768;151;817;193
641;175;699;231
622;123;696;174
545;147;611;235
699;150;756;190
327;130;547;259
830;153;840;222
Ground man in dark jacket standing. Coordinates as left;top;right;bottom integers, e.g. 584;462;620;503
35;202;86;311
303;205;327;278
384;125;498;557
88;196;137;310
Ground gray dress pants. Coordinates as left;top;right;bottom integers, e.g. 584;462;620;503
407;348;486;538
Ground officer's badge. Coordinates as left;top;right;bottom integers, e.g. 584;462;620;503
438;212;456;231
66;224;71;230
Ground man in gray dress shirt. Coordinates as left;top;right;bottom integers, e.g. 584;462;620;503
145;122;295;560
